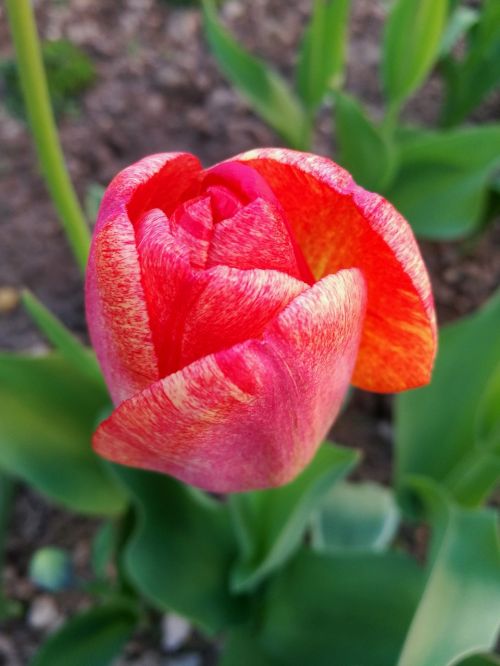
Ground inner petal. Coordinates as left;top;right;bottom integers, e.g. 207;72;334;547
207;198;314;283
170;195;214;269
180;266;308;369
135;208;206;378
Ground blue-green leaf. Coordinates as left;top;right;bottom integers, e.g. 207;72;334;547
229;444;358;593
111;465;246;634
397;479;500;666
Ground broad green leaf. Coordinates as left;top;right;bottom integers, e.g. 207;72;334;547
311;481;399;553
395;290;500;506
202;0;308;149
229;444;358;593
31;602;138;666
387;125;500;238
382;0;447;106
21;290;102;381
334;92;396;191
224;550;423;666
112;465;246;634
220;628;280;666
0;353;125;515
296;0;351;111
441;0;500;127
397;479;500;666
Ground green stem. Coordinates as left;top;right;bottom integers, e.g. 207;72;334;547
5;0;90;273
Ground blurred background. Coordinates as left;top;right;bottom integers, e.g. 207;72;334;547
0;0;498;663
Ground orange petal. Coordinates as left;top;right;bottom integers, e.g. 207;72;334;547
234;148;437;392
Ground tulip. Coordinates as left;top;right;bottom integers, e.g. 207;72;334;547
86;149;436;492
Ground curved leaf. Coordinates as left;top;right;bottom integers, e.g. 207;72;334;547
388;125;500;238
0;353;125;515
397;479;500;666
31;602;138;666
229;444;358;593
112;465;246;634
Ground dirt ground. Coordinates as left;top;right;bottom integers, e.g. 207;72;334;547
0;0;499;663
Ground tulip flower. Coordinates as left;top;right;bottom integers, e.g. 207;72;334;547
86;149;436;492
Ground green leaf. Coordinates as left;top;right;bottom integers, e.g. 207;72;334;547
201;0;309;149
91;521;118;579
0;352;125;515
311;481;399;553
22;290;102;381
439;6;478;58
453;656;500;666
111;465;246;634
226;550;423;666
395;290;500;506
387;125;500;239
229;444;358;593
441;0;500;127
476;362;500;452
296;0;351;111
382;0;447;107
31;601;138;666
334;92;396;191
397;478;500;666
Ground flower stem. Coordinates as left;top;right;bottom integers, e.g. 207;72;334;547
5;0;90;273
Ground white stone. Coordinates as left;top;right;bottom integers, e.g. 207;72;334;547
161;613;191;651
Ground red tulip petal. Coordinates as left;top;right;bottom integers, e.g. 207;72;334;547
233;148;437;392
207;198;307;280
180;265;308;368
93;269;366;492
86;153;201;404
135;207;308;376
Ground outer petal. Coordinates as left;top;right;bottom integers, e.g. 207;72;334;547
232;148;437;393
93;269;366;492
86;153;201;404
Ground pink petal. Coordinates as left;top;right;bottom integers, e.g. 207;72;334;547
207;198;309;281
86;153;201;404
93;269;366;492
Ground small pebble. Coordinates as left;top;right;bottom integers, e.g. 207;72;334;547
0;287;20;313
28;595;61;631
161;613;191;651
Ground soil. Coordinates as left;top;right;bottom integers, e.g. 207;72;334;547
0;0;499;664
